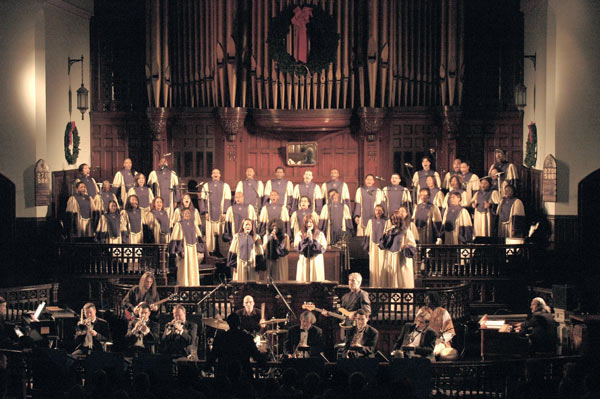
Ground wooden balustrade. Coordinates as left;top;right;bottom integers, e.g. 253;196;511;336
0;283;59;322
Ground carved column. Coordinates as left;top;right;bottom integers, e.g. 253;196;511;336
217;107;247;181
440;105;461;173
357;107;386;180
146;107;170;169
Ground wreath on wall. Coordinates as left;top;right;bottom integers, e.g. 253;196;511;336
267;5;339;76
64;121;80;165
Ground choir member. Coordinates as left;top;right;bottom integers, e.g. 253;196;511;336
342;310;378;358
147;157;181;219
412;156;441;194
442;175;468;210
223;192;258;242
497;185;526;238
99;180;119;213
423;175;445;210
258;190;291;237
127;173;154;215
442;158;462;190
319;189;353;244
227;218;266;282
66;182;97;237
490;167;503;192
294;214;327;282
262;218;290;281
379;209;417;288
170;208;205;286
200;169;231;256
145;197;171;244
96;200;124;244
471;177;500;238
353;174;385;236
112;158;136;205
263;166;294;214
362;204;387;287
413;189;443;244
459;161;480;205
75;163;102;212
383;173;412;215
235;167;264;213
290;196;320;238
292;170;323;214
121;195;145;244
321;168;351;208
172;193;202;229
161;305;197;357
488;149;518;197
441;192;474;244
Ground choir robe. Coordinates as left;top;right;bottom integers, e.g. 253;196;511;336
258;203;291;237
383;184;412;215
223;204;258;242
378;227;417;288
321;180;351;208
441;205;474;244
147;167;180;218
442;171;462;191
292;181;323;214
128;186;154;215
75;174;102;210
362;217;387;287
262;233;290;281
170;219;205;286
488;161;518;197
442;189;468;210
100;191;120;213
66;193;96;237
412;202;443;244
171;206;202;230
294;231;327;282
112;168;136;205
121;208;144;244
290;209;320;238
96;211;124;244
235;179;264;213
353;186;385;236
201;180;231;253
412;170;442;194
226;233;266;282
497;197;526;238
460;172;480;205
263;178;294;214
145;209;171;244
472;189;501;237
318;202;353;244
417;187;445;210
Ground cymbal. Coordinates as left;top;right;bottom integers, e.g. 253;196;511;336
265;329;287;335
260;317;288;325
203;318;229;331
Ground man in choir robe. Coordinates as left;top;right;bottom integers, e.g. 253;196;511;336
235;167;264;214
471;177;500;238
284;311;323;358
319;189;353;244
75;163;102;216
460;161;480;205
353;174;385;236
383;173;412;215
293;170;323;214
413;188;442;244
201;169;231;256
99;180;119;213
321;168;351;208
497;185;526;238
441;192;474;244
147;157;181;218
258;190;291;237
412;156;442;195
443;158;462;191
112;158;136;206
223;192;258;242
66;182;97;238
263;166;294;214
488;149;518;197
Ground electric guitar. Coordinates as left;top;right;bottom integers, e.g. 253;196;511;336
125;293;177;321
302;302;355;329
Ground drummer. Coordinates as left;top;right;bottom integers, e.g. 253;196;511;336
235;295;266;334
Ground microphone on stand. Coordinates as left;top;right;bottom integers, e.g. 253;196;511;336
374;176;386;181
163;153;172;157
404;163;414;168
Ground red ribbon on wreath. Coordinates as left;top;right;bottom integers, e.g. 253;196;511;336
292;6;312;64
69;121;76;147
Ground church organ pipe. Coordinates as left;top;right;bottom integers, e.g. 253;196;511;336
379;0;389;108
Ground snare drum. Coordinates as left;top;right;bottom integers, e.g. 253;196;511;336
253;334;268;353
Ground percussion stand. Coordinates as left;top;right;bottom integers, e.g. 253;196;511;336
267;276;296;360
196;281;225;360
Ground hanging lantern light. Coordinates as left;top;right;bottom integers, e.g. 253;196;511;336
68;55;89;120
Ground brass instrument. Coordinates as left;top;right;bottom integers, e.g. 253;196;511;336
132;317;150;348
164;319;184;336
76;308;93;349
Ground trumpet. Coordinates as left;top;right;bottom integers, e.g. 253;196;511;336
76;308;94;349
132;317;150;348
164;319;184;335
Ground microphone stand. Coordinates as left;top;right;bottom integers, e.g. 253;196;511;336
267;276;297;321
196;280;225;360
404;164;416;213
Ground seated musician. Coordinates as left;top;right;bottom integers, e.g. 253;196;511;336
125;303;159;353
72;302;112;356
161;305;197;358
342;309;378;358
122;272;160;320
0;296;19;349
425;292;458;360
515;297;557;354
321;272;371;328
284;311;323;358
235;295;266;335
392;307;437;361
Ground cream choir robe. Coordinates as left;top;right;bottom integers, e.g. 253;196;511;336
201;180;231;253
66;194;97;237
471;190;501;237
226;233;265;282
460;172;480;205
353;186;385;236
442;190;468;210
290;209;320;238
263;178;294;213
429;306;456;355
383;184;412;215
362;217;387;287
75;175;102;210
318;202;353;244
99;191;120;213
497;197;526;238
96;212;124;244
170;220;205;286
235;179;264;213
442;171;461;191
441;206;474;245
292;181;324;214
412;202;443;244
171;207;203;230
127;186;154;216
112;168;136;205
417;187;445;210
120;208;145;244
147;167;180;218
145;209;171;244
258;203;291;237
488;161;518;197
412;170;442;195
378;227;417;288
262;233;290;281
223;204;257;242
321;180;351;208
294;231;327;282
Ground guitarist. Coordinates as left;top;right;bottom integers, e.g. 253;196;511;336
122;272;161;320
321;272;371;327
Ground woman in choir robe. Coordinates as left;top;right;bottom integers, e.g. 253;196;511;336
471;177;500;238
295;214;327;282
290;196;320;238
459;161;480;205
319;189;354;245
121;194;144;244
379;210;417;288
258;190;291;237
145;197;171;244
263;218;290;281
397;205;419;247
223;191;258;242
147;157;181;219
362;205;387;287
497;185;526;238
441;192;474;245
424;176;445;211
169;209;205;286
66;182;97;237
353;174;385;236
75;163;102;222
171;194;202;229
96;200;124;244
128;173;154;216
442;175;467;210
100;180;119;213
235;167;264;214
227;219;266;282
412;189;443;244
412;156;442;195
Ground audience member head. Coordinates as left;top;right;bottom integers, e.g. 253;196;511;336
226;312;241;330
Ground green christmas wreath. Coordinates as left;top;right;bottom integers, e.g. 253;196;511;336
267;5;339;76
64;121;80;165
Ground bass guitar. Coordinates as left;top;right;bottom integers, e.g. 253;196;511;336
125;293;177;321
302;302;355;329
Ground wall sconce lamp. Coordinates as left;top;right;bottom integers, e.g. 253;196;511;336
68;55;89;120
515;53;536;110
